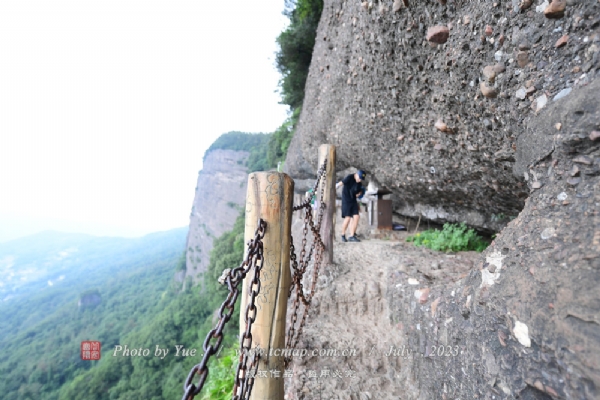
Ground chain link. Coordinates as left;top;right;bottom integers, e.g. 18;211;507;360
182;219;267;400
285;159;328;368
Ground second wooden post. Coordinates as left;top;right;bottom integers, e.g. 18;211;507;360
240;172;293;400
318;144;336;264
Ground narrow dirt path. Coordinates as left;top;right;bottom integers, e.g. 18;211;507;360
285;210;482;399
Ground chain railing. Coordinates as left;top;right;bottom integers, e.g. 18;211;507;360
182;219;266;400
182;158;330;399
285;159;328;368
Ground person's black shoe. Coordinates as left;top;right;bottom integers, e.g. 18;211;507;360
347;236;361;242
341;235;348;242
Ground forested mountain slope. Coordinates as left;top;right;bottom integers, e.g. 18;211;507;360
0;228;191;399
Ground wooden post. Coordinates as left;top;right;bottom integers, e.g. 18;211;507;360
318;144;336;265
240;172;293;400
413;215;421;234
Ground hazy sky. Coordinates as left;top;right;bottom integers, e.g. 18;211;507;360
0;0;289;242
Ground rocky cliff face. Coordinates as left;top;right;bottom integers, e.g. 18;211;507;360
286;0;599;232
284;0;599;398
185;149;249;281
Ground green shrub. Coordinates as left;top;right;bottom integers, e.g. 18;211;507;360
406;223;489;252
199;347;237;400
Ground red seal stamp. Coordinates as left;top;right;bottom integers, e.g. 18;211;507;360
81;341;101;360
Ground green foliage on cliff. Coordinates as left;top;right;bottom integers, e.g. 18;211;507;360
206;131;270;155
406;223;490;253
203;0;323;172
199;346;237;400
276;0;323;109
204;126;298;172
267;107;300;168
198;212;246;347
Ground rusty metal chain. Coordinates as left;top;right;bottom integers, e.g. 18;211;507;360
285;159;328;368
292;159;328;212
182;219;266;400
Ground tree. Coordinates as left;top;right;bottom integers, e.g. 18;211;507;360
275;0;323;110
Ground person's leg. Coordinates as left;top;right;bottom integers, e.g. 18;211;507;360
349;214;360;237
341;216;351;235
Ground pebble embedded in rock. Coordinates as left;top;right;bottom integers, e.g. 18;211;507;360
415;287;430;304
392;0;403;12
517;51;529;67
535;94;548;111
483;66;497;82
544;0;566;18
555;35;569;48
553;87;572;101
463;15;471;25
590;131;600;141
520;0;533;9
498;329;507;346
426;26;450;44
516;87;527;99
570;165;580;176
567;177;581;186
485;25;493;36
480;81;498;98
541;227;555;239
519;42;531;51
573;155;592;165
532;181;542;189
557;192;568;201
514;320;531;347
492;63;506;74
435;120;453;133
536;0;550;13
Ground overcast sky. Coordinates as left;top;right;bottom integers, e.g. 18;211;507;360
0;0;290;242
